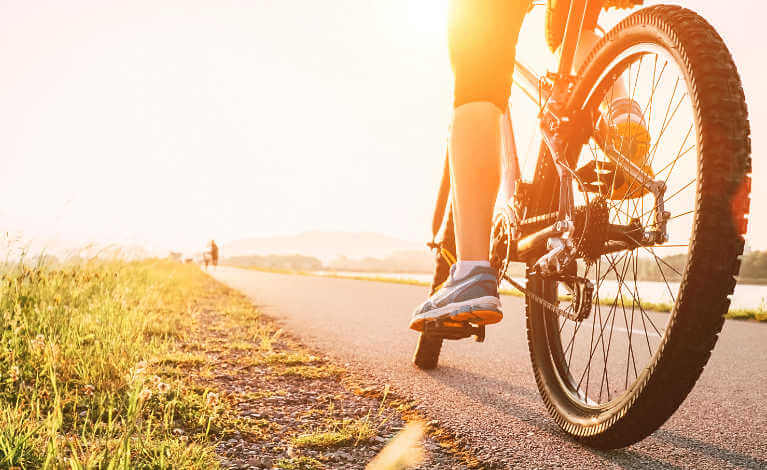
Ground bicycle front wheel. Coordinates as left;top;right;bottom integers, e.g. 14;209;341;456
525;5;751;448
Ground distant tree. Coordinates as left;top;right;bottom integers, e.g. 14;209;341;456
223;254;323;271
739;250;767;280
327;250;433;273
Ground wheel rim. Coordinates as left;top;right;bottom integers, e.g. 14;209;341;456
543;43;700;408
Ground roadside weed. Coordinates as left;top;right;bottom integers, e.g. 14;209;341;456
0;259;221;468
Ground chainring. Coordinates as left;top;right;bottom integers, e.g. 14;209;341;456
490;205;516;286
492;198;607;322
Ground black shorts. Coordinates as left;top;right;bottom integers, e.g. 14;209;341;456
449;0;604;109
448;0;532;109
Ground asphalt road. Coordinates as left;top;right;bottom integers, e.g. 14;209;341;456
211;267;767;469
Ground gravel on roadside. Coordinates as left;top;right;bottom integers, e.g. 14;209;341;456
174;276;490;470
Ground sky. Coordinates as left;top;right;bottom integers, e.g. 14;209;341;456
0;0;764;255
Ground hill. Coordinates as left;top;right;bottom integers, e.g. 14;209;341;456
222;231;426;262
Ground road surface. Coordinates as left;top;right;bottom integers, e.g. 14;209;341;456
212;267;767;469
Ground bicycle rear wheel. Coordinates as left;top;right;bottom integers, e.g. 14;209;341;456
525;5;750;448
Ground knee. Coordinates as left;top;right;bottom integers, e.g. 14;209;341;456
453;69;512;111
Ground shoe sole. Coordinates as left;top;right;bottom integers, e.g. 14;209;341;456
409;296;502;332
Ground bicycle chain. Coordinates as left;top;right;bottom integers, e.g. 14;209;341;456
504;275;594;322
493;196;606;322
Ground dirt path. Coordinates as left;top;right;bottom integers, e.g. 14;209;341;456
211;267;767;470
177;271;476;469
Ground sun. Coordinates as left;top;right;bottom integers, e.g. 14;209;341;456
405;0;449;38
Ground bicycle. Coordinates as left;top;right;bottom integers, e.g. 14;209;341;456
413;0;751;449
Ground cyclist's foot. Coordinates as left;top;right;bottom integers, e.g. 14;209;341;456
606;98;654;199
409;264;502;332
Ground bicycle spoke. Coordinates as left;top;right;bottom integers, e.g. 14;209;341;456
577;251;632;395
581;294;600;398
662;124;695;189
645;246;683;279
624;254;640;385
632;252;655;357
648;249;679;303
604;249;667;339
620;92;689;202
579;257;630;398
598;252;630;401
551;47;700;408
639;177;696;221
654;141;695;178
648;75;680;152
651;213;694;229
630;55;644;103
642;58;667;125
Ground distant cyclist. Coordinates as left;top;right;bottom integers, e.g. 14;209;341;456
410;0;648;331
209;240;219;268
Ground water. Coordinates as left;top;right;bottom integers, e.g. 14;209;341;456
314;271;767;311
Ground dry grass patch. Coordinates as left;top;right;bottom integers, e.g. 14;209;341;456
264;351;319;366
279;365;343;380
158;351;210;368
275;455;324;469
292;416;377;449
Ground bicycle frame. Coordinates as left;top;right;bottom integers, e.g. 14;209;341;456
437;1;589;246
430;0;669;273
500;0;590;274
500;0;669;274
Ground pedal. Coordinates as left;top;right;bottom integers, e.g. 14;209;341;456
422;318;485;343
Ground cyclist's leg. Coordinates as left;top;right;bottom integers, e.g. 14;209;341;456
448;0;529;264
409;0;530;331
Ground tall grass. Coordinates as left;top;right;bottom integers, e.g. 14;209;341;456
0;259;219;469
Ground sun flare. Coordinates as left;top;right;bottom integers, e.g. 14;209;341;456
406;0;449;37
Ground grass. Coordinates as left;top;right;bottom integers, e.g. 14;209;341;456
263;351;319;366
0;257;440;469
727;307;767;322
275;456;324;470
279;365;341;380
291;387;394;452
292;416;378;449
0;259;231;469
